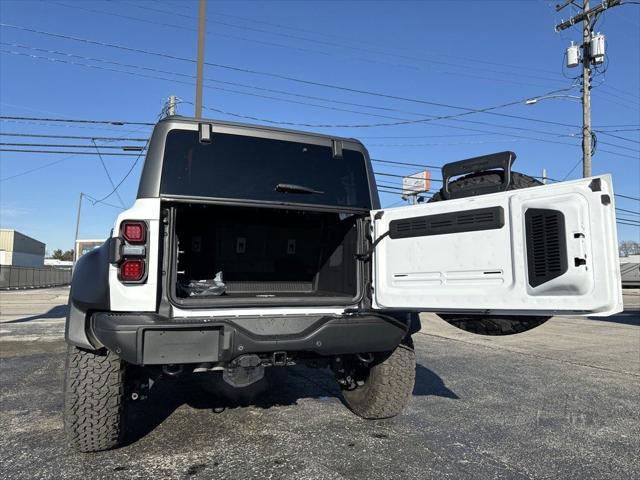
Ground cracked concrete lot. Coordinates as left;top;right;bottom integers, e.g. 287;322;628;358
1;287;639;479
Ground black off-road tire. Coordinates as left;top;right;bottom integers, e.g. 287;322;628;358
437;314;550;335
342;342;416;419
430;170;551;335
64;345;126;452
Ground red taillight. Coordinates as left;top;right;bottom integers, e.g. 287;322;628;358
121;221;146;243
119;259;145;282
118;220;146;283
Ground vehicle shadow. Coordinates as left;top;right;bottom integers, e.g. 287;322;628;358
414;364;459;399
124;362;457;446
588;310;640;326
5;304;68;323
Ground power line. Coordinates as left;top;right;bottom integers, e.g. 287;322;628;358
374;171;444;182
0;132;148;142
90;105;168;207
600;83;640;101
82;193;124;211
178;0;636;107
617;221;640;228
593;125;640;128
615;193;640;202
0;148;141;156
0;114;153;126
0;142;145;149
561;158;583;180
0;46;427;123
616;216;640;224
1;115;632;162
2;43;593;142
359;133;495;139
595;148;640;160
93;139;125;208
194;93;569;129
4;41;465;123
163;0;636;112
0;154;77;182
159;0;567;78
0;23;587;130
376;182;407;192
0;113;633;162
8;40;626;158
69;0;574;89
593;86;640;107
596;130;640;145
372;158;440;170
0;117;152;134
378;188;404;196
595;140;640;153
199;101;640;154
2;138;635;212
616;207;640;216
1;43;571;129
367;138;528;147
90;139;149;207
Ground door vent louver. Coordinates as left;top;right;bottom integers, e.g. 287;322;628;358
389;206;504;239
525;209;568;287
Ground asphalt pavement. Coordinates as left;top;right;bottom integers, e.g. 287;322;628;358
0;287;638;479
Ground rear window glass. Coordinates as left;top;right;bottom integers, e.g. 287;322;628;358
159;130;372;209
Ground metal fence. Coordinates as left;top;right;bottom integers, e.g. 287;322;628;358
0;265;71;289
621;262;640;288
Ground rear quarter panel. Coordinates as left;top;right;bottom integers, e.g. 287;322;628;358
109;198;161;312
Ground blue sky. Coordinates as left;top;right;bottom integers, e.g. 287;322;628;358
0;0;638;253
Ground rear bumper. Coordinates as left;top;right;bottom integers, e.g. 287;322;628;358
90;312;410;365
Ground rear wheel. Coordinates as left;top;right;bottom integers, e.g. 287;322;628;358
341;342;415;419
64;346;126;452
429;170;551;335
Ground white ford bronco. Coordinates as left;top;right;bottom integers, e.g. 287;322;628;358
64;116;622;452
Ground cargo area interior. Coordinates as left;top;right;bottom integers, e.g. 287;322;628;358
171;204;361;303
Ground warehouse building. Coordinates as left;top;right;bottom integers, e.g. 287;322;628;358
0;229;46;268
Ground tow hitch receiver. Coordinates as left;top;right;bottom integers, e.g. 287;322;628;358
272;351;288;366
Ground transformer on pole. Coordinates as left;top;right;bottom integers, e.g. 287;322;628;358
555;0;620;178
566;42;580;68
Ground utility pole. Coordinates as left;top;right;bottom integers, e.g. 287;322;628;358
73;192;84;267
194;0;207;119
580;0;592;177
167;95;178;116
555;0;622;178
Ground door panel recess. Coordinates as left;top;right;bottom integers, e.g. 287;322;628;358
524;209;568;287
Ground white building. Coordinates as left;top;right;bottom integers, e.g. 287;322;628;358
44;258;73;269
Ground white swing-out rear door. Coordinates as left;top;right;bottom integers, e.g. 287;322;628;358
371;176;622;316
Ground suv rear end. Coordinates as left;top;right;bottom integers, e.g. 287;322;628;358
64;117;418;452
64;115;624;452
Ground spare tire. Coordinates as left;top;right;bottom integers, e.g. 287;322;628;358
429;170;551;335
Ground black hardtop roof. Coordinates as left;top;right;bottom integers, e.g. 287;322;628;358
136;115;379;210
157;115;361;144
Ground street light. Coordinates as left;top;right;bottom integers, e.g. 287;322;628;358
525;94;581;105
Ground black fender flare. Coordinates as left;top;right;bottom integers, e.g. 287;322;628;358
65;240;111;349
